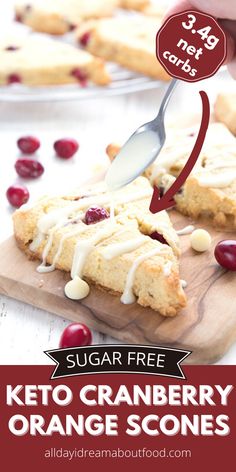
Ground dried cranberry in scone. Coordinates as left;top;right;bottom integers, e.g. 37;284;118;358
5;46;20;51
84;206;110;225
79;32;91;47
71;68;88;86
150;231;169;245
7;74;21;84
68;23;76;32
15;13;22;22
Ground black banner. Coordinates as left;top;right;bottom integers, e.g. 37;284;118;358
45;345;191;380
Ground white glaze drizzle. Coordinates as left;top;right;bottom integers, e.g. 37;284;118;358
30;232;44;252
205;161;236;171
36;212;85;273
177;225;195;236
109;198;115;222
36;187;152;236
163;260;172;277
101;236;147;260
37;223;87;273
197;171;236;188
149;133;200;183
121;247;167;305
32;187;152;270
71;221;120;279
37;224;61;273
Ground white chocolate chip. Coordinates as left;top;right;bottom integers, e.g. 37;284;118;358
181;279;188;289
190;229;211;252
65;276;90;301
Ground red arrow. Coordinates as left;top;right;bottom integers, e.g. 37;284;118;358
149;90;210;214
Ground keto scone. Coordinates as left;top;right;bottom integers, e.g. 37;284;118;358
76;16;170;80
15;0;119;35
0;35;110;86
106;123;236;228
215;93;236;136
119;0;150;10
142;0;170;17
107;123;235;181
173;144;236;228
13;177;186;317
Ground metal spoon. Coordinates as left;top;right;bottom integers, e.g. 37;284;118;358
105;79;178;191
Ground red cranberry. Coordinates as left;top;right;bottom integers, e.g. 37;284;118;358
17;136;40;154
15;159;44;179
5;46;19;51
215;240;236;271
59;323;92;348
71;68;88;86
15;13;22;22
158;186;165;198
69;23;76;31
54;138;79;159
7;74;21;84
150;231;169;245
79;32;91;47
6;185;29;208
84;206;110;225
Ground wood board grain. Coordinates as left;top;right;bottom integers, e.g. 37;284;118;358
0;210;236;364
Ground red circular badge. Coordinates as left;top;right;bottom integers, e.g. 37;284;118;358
156;10;227;82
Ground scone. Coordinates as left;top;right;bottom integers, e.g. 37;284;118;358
13;177;186;317
142;1;170;18
15;0;119;35
76;16;170;80
106;123;236;228
146;122;236;183
107;123;235;182
215;93;236;136
119;0;150;10
0;35;110;86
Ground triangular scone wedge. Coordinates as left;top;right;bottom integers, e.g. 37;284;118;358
142;1;170;18
0;35;110;86
76;17;170;80
13;177;186;317
144;122;235;183
107;123;235;181
215;93;236;136
15;0;119;35
106;124;236;229
119;0;150;11
175;145;236;227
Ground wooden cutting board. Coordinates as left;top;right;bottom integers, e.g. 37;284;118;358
0;210;236;365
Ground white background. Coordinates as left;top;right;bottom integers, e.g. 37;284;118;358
0;1;236;364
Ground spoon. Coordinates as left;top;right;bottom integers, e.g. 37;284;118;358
105;79;178;191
